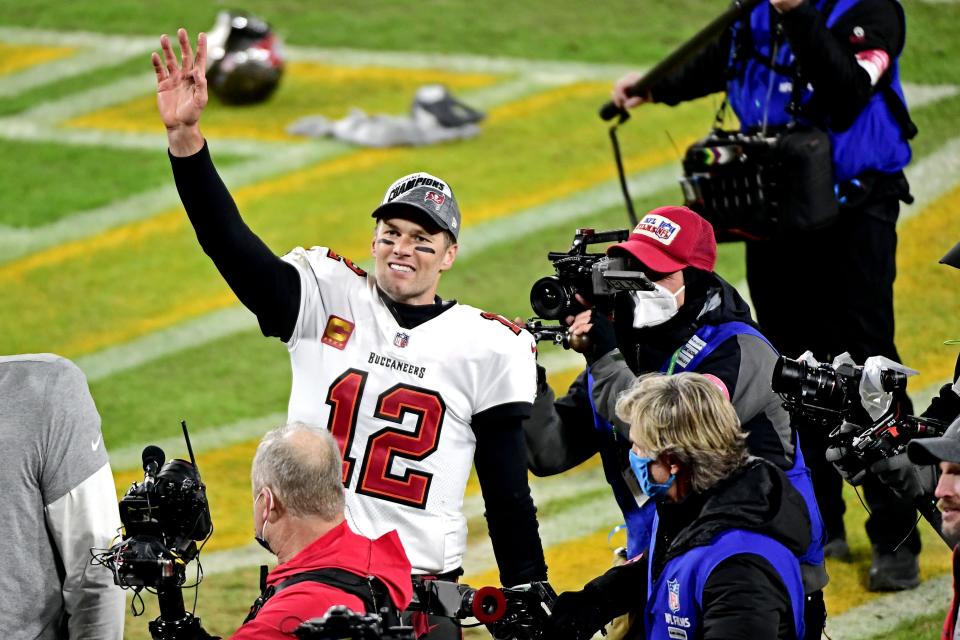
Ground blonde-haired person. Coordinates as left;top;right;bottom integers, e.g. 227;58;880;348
544;373;811;640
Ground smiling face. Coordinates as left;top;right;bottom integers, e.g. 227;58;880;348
371;216;458;305
937;461;960;546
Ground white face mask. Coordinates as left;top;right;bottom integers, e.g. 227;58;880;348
631;284;685;328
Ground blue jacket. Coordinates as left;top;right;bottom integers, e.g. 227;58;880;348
645;459;808;639
727;0;911;182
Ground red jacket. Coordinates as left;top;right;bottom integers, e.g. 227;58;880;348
230;521;413;639
945;546;960;640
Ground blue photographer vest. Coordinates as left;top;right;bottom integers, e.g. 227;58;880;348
585;372;656;559
645;528;805;640
726;0;911;183
586;321;826;566
666;321;826;568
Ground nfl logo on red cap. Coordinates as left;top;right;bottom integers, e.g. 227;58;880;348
635;214;681;244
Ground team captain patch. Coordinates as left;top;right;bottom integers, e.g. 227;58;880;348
321;315;355;350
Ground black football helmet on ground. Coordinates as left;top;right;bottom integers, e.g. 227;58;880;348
206;11;285;106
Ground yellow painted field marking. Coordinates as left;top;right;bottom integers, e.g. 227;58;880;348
65;61;500;141
0;42;77;75
3;82;680;356
895;183;960;388
465;528;619;592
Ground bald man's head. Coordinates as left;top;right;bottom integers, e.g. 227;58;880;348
252;422;345;520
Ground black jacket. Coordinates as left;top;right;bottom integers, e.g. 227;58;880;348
574;458;812;640
648;458;812;640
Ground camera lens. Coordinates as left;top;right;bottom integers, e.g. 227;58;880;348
772;356;805;394
880;369;907;393
530;276;572;320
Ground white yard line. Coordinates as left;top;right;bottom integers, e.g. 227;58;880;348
108;412;287;472
901;136;960;222
826;574;952;639
0;140;342;262
79;307;258;383
0;28;155;98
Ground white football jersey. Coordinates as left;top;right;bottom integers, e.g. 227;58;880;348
282;246;537;575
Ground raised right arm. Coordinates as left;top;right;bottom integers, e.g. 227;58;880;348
156;29;300;340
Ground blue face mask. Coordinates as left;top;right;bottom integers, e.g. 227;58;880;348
629;450;675;499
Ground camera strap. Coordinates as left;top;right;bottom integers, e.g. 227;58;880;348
244;567;391;624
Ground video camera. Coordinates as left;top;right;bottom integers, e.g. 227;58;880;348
296;580;556;640
410;579;556;640
526;228;653;348
772;355;947;475
529;228;653;321
93;421;213;640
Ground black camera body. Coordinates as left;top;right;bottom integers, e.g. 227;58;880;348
680;128;837;242
772;355;946;473
114;456;212;588
772;355;907;425
295;606;415;640
93;423;213;640
529;228;654;321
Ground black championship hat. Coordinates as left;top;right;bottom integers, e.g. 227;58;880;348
371;172;461;241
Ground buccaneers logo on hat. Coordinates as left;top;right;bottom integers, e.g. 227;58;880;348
424;190;446;211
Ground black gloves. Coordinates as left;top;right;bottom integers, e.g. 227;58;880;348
583;310;618;366
542;585;610;640
869;453;938;502
543;555;648;639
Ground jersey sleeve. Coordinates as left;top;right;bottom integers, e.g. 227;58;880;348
473;322;538;416
281;246;369;350
40;358;125;638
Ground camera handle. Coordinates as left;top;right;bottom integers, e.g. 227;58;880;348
148;587;206;640
597;0;764;121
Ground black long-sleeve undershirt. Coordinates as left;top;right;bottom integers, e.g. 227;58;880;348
170;143;546;583
474;407;548;586
170;142;301;341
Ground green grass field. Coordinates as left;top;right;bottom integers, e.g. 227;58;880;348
1;1;959;638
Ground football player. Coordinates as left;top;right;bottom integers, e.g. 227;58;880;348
152;29;547;638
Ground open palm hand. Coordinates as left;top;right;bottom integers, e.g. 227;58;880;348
152;28;208;131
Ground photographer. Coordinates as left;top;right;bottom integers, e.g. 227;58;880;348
905;419;960;638
837;240;960;540
611;0;918;588
545;373;809;640
0;354;124;639
232;422;413;639
524;205;827;638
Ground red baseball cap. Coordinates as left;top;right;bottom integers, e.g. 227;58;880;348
607;206;717;273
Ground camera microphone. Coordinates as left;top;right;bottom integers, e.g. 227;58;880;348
142;445;166;490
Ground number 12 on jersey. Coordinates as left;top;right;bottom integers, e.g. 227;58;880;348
325;369;446;509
